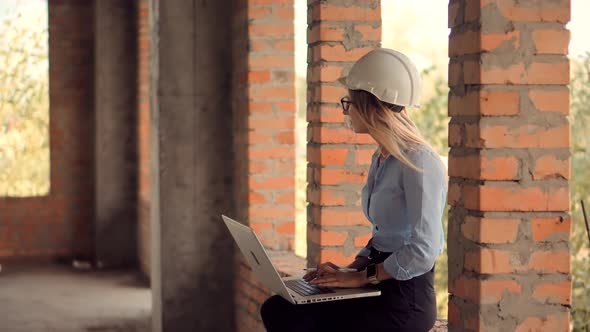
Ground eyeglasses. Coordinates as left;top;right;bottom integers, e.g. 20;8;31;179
340;97;354;112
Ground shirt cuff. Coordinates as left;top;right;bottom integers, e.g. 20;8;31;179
383;252;412;281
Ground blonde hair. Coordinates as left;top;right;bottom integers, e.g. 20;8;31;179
349;89;435;171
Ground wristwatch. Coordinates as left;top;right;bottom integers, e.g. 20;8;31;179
366;263;380;285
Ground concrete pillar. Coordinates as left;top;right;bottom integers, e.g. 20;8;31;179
306;0;381;266
94;0;137;267
150;0;235;331
447;0;571;330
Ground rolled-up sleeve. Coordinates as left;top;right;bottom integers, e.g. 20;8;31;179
383;150;446;280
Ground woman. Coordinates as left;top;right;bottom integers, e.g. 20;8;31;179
260;48;447;332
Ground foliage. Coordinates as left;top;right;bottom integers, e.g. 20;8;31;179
570;52;590;332
412;66;449;157
408;67;450;318
0;10;50;196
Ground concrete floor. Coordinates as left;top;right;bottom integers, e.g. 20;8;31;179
0;263;151;332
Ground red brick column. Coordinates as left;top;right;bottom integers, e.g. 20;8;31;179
447;0;571;330
306;0;381;266
232;1;296;331
241;0;296;251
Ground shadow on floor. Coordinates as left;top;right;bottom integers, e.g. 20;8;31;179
0;262;151;332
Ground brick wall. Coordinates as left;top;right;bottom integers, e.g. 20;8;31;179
306;0;381;266
232;0;297;330
447;0;571;330
136;0;151;279
0;0;95;259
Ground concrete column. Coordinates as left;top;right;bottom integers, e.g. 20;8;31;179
94;0;138;266
447;0;571;330
306;0;381;266
150;0;235;331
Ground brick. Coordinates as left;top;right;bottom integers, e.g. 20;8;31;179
311;3;380;22
308;24;345;43
354;233;371;247
465;123;569;149
448;122;462;146
532;280;571;305
273;39;294;52
275;131;294;144
449;154;519;180
463;59;569;85
449;30;519;57
464;248;514;274
249;161;269;173
447;300;461;326
451;276;523;304
482;0;571;24
533;154;570;180
528;89;569;115
249;176;294;190
530;217;570;242
248;55;293;69
314;168;366;185
309;227;348;246
311;207;368;226
515;312;570;332
249;23;294;37
307;188;346;206
533;29;570;54
310;127;375;144
461;216;520;244
526;251;570;273
306;104;344;123
250;222;273;234
276;222;295;235
448;1;461;28
249;191;268;204
248;206;294;220
275;191;294;204
463;184;569;212
318;85;347;101
354;25;380;41
318;249;357;266
248;116;294;129
319;65;344;82
355;149;374;166
448;89;520;116
448;61;462;87
447;182;461;206
272;7;294;21
247;6;271;20
249;85;295;100
276;101;296;113
248;131;273;144
307;147;349;166
314;45;373;62
248;101;273;114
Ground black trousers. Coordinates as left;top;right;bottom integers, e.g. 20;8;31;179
260;267;437;332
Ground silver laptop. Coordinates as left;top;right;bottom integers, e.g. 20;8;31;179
222;215;380;305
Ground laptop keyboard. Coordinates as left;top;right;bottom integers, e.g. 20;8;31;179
285;279;334;297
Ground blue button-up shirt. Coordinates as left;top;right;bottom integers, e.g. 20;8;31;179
357;145;447;280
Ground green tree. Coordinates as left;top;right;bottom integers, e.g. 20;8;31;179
0;10;49;196
409;67;450;318
570;52;590;332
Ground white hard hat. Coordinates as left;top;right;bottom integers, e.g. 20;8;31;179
339;48;422;108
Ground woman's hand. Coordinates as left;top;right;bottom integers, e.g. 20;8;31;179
302;262;340;282
309;264;368;288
